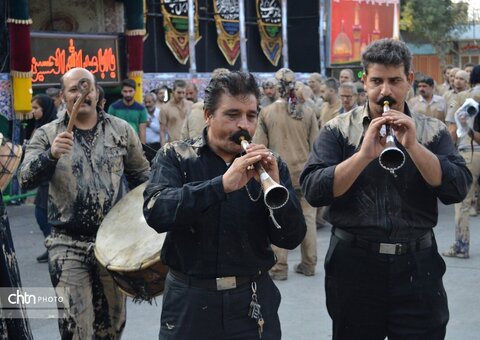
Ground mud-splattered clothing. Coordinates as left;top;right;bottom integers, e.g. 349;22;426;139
301;104;471;241
144;132;306;277
300;104;471;339
144;131;305;338
19;110;150;237
0;192;33;340
45;232;126;340
253;100;318;275
19;110;150;340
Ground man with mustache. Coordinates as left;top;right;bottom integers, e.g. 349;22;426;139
407;76;447;122
108;78;148;144
301;39;472;339
19;67;150;339
144;71;306;339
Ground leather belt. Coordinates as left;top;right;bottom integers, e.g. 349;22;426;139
169;269;262;291
332;228;433;255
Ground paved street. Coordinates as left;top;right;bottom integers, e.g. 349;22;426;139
6;201;480;339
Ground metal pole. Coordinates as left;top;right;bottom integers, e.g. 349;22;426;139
188;0;197;75
319;0;326;76
239;0;248;72
281;0;289;68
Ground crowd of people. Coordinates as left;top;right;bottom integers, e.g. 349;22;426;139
1;38;477;339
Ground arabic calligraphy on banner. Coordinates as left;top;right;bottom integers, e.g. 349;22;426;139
30;33;120;87
256;0;282;66
161;0;201;65
213;0;240;66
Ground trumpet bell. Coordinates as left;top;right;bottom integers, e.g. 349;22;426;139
263;180;290;209
379;146;405;172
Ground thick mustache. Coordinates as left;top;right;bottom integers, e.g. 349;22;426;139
229;129;251;145
376;96;397;106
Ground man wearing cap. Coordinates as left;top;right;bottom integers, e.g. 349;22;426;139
408;76;447;122
253;68;318;281
260;78;279;108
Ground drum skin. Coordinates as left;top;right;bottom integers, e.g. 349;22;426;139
0;140;22;192
95;182;168;300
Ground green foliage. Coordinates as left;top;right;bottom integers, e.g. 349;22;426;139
400;0;469;63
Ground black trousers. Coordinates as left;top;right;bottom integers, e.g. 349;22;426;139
325;234;449;340
159;271;281;340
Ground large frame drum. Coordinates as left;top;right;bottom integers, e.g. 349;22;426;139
95;182;168;300
0;134;22;191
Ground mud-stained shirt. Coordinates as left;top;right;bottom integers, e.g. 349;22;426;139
300;105;472;241
253;100;319;189
19;110;150;236
143;132;307;278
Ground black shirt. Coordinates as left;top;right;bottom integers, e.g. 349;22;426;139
300;105;472;242
144;131;307;278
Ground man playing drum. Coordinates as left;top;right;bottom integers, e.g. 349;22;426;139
20;67;150;339
144;71;306;339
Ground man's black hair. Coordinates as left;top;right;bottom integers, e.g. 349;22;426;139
122;78;136;90
362;38;412;77
204;71;260;114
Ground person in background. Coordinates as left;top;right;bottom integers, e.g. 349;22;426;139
96;85;107;111
339;68;356;84
144;92;161;161
338;82;358;114
46;87;65;113
355;81;367;107
160;79;193;145
407;76;447;122
443;65;480;259
254;68;318;281
186;82;199;103
260;78;279;108
30;94;58;263
108;78;148;144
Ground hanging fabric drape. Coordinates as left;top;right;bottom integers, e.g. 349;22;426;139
124;0;146;103
8;0;33;119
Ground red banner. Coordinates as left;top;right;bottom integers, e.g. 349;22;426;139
330;0;399;65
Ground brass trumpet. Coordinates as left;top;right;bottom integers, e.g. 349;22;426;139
234;131;289;209
378;101;405;173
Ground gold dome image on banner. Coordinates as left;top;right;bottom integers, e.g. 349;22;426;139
333;20;352;64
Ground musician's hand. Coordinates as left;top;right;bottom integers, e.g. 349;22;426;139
358;116;387;161
222;145;275;193
51;131;74;159
246;143;280;183
383;109;417;149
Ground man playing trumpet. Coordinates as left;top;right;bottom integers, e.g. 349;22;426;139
144;71;306;339
301;39;472;339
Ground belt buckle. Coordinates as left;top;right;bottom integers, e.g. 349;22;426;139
216;276;237;291
379;243;403;255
